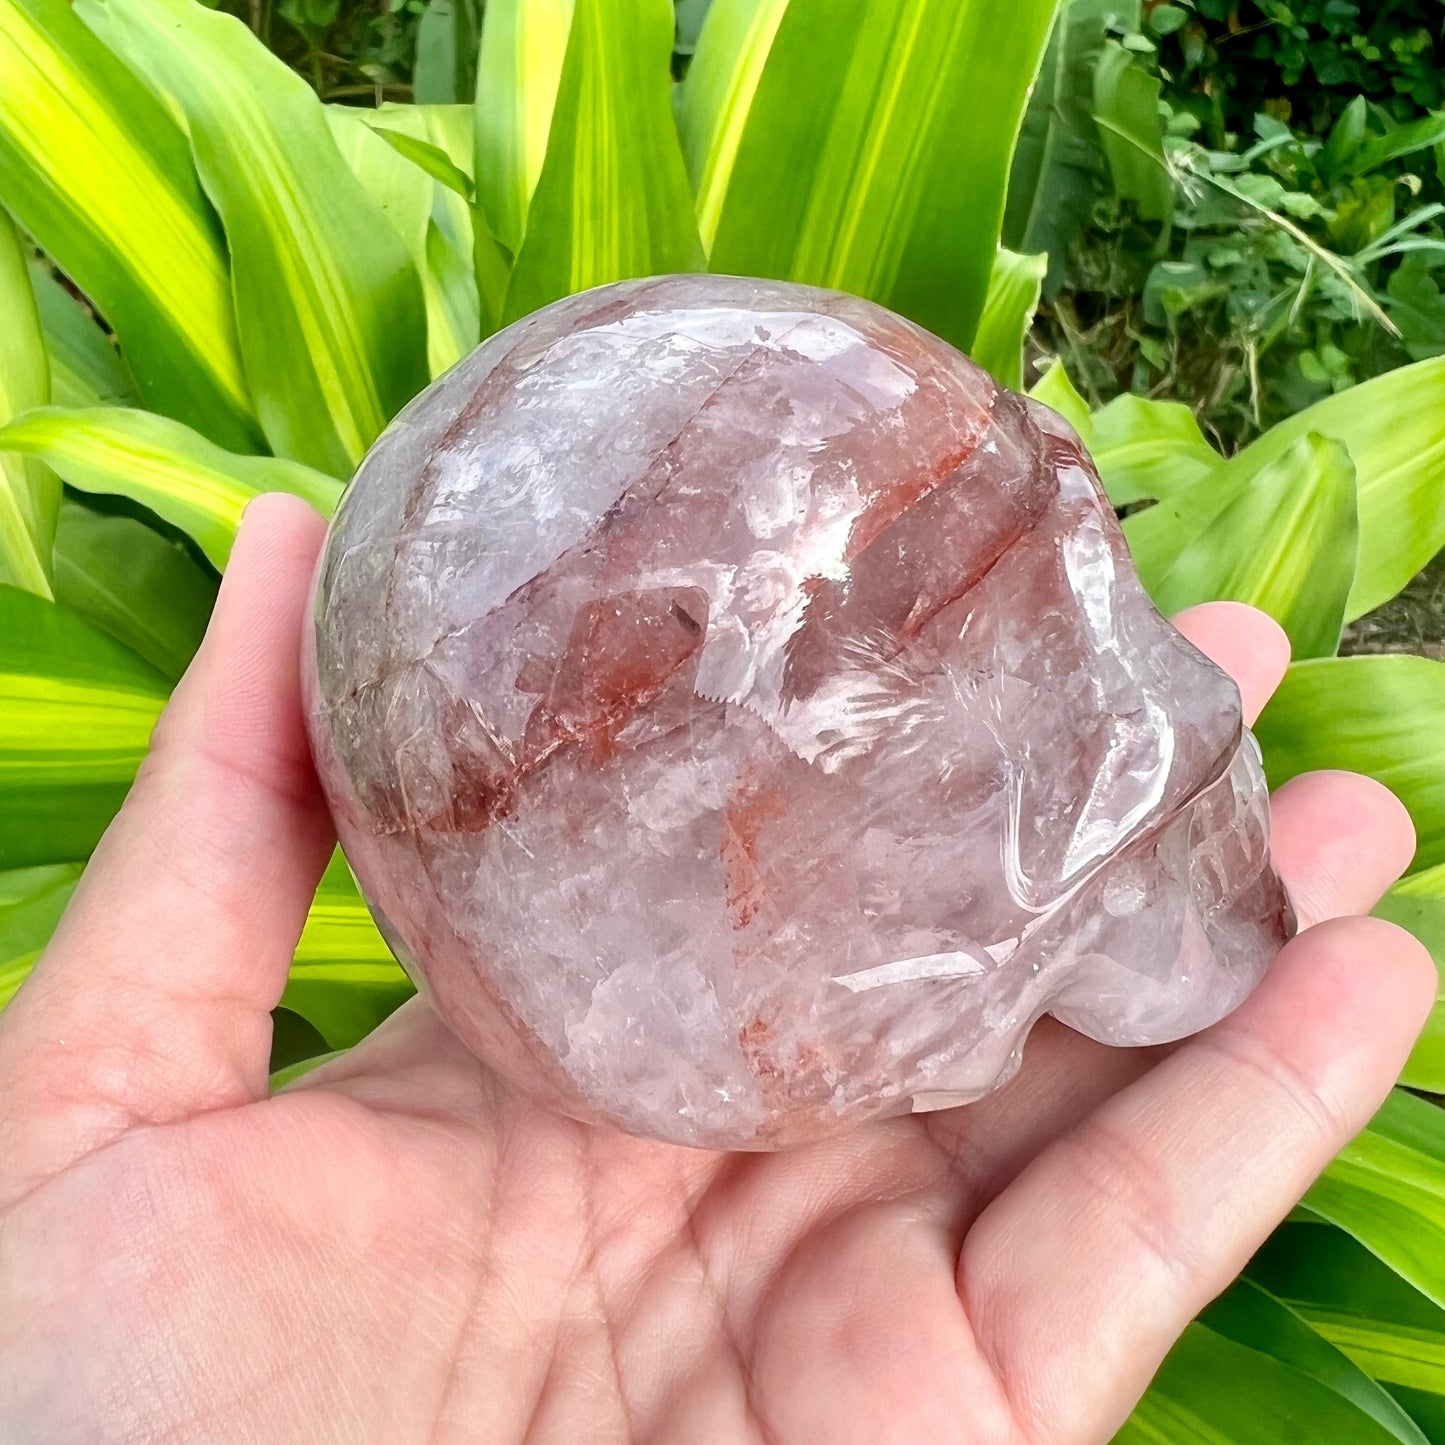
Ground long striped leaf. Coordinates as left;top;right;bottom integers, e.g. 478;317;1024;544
0;406;341;569
0;0;256;449
1199;1277;1429;1444
1255;656;1445;875
413;0;481;106
473;0;574;253
1092;37;1173;222
1252;1222;1445;1405
362;104;483;369
1003;0;1123;293
0;209;55;596
1121;1316;1426;1443
681;0;1058;352
0;585;167;869
77;0;429;478
1377;862;1445;1094
973;248;1046;389
281;850;413;1049
1306;1091;1445;1312
1149;433;1359;659
28;262;139;410
677;0;790;249
52;498;216;680
384;104;497;342
0;861;84;1008
373;130;474;202
1125;356;1445;621
327;109;434;268
502;0;704;322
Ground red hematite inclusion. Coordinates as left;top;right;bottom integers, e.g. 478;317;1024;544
304;275;1293;1150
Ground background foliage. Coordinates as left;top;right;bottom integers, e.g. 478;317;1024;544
1;0;1444;1437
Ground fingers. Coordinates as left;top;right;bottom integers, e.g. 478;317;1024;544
1167;601;1416;920
0;497;331;1195
1171;602;1291;726
942;602;1423;1437
1269;770;1418;928
924;764;1416;1210
959;915;1436;1443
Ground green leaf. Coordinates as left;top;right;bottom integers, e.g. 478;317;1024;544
0;208;56;597
446;206;497;355
269;1047;345;1091
677;0;791;249
1377;862;1445;1094
1028;357;1095;438
0;406;341;570
1255;655;1445;875
675;0;712;53
1391;1388;1445;1445
685;0;1059;352
327;108;435;262
502;0;704;322
1148;3;1188;34
1120;1314;1428;1443
78;0;429;477
1251;1221;1445;1404
373;128;475;202
281;851;414;1049
1088;392;1221;509
1092;37;1173;223
1028;363;1225;510
1003;0;1126;292
52;497;216;680
473;0;575;253
1306;1091;1445;1313
1149;433;1358;659
973;249;1046;389
413;0;481;105
363;104;485;366
0;861;83;1009
1124;356;1445;621
1347;113;1445;181
0;585;168;869
326;108;445;373
0;0;258;451
28;262;140;410
1320;96;1369;179
1200;1277;1430;1445
267;1004;330;1076
1378;865;1445;963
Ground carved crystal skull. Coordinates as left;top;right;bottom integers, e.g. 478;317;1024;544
303;275;1293;1149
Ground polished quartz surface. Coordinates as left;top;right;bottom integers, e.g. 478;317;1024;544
305;276;1293;1149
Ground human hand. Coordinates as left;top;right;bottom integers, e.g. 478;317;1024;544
0;496;1432;1445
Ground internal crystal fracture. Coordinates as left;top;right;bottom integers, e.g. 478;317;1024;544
305;275;1293;1150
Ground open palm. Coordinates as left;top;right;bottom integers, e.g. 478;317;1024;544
0;497;1432;1445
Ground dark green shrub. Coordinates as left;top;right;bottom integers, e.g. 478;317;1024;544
1158;0;1445;139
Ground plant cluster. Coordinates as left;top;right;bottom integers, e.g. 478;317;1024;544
1159;0;1445;138
0;0;1443;1436
215;0;431;102
1019;0;1445;454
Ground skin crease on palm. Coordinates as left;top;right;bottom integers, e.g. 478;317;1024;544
0;496;1433;1445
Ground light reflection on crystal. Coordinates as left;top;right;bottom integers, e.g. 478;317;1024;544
305;276;1293;1150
